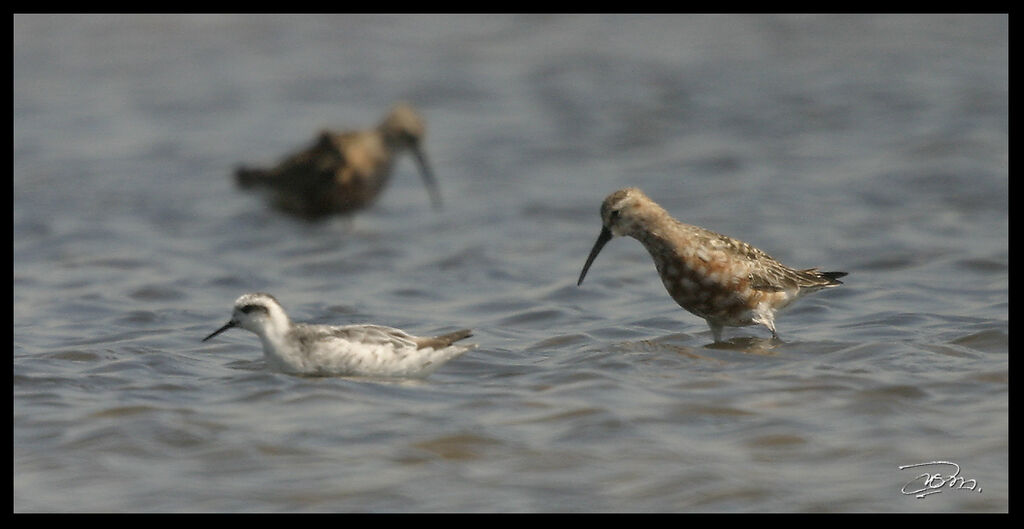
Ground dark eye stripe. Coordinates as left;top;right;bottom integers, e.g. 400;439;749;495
239;304;269;314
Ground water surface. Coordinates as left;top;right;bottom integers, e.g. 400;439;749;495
14;14;1007;512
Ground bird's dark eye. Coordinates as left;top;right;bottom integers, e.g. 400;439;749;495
396;130;419;146
609;209;621;222
239;304;268;314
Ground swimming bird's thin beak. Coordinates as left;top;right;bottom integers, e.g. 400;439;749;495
202;320;236;342
411;145;442;210
577;226;613;286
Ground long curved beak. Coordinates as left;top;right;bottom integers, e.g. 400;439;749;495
202;320;236;342
577;226;613;286
411;145;442;210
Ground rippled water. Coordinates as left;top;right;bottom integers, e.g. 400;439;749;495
14;14;1007;512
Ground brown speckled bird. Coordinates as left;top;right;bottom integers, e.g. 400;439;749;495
234;102;441;220
577;187;847;342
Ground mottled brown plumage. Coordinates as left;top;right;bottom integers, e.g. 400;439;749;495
578;187;846;342
235;103;441;220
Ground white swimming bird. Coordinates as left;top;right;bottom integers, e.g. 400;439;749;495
202;292;474;377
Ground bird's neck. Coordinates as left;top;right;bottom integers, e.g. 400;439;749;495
255;312;293;349
625;206;677;249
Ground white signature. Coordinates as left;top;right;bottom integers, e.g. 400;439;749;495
898;461;982;498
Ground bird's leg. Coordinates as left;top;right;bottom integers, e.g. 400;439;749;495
708;321;724;343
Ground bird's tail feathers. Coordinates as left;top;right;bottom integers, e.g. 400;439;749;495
819;271;848;285
416;329;474;350
235;166;270;188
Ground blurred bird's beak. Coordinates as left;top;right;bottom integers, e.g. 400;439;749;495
411;146;442;210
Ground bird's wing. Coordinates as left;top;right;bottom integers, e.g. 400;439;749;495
323;324;421;350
